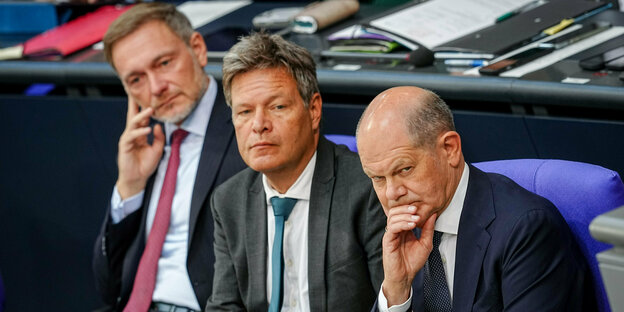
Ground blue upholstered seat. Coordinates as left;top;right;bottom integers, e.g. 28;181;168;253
474;159;624;312
324;134;358;153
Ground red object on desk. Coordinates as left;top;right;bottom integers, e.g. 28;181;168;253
22;5;131;58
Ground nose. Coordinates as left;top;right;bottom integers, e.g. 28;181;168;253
385;178;407;202
147;72;167;97
251;108;270;133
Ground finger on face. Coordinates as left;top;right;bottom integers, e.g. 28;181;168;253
126;96;139;121
386;205;418;219
128;107;153;129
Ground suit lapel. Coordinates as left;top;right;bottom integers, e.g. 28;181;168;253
452;166;495;312
307;138;335;312
246;173;269;308
188;90;234;243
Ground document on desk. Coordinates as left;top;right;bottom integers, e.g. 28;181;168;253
369;0;535;49
177;1;251;29
501;26;624;77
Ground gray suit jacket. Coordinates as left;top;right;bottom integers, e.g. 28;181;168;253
206;137;385;311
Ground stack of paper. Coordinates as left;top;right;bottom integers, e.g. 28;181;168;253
327;25;413;53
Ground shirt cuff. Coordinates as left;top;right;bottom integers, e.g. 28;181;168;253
377;283;413;312
110;186;144;224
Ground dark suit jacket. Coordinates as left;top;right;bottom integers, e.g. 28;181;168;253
206;137;385;312
93;89;247;311
403;165;594;311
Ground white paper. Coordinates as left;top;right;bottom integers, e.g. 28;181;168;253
332;64;362;71
561;77;590;84
369;0;535;49
501;26;624;77
177;1;251;29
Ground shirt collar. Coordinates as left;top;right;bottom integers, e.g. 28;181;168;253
164;75;216;143
435;162;469;235
263;152;317;203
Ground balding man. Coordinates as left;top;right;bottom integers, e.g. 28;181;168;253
356;86;595;312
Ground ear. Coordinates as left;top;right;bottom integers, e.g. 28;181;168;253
308;92;323;132
439;131;462;167
189;31;208;67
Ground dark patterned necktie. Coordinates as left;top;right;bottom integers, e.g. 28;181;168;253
423;230;452;312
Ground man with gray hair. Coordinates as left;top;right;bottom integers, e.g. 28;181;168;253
92;3;245;311
206;32;385;311
357;86;594;311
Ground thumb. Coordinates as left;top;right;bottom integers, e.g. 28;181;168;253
420;213;437;250
152;124;165;152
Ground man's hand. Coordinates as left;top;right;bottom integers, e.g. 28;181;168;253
115;98;165;200
382;206;436;306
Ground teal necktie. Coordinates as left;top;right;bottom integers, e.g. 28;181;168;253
268;196;297;312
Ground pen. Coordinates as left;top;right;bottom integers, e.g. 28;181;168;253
495;0;548;23
532;3;613;41
434;52;495;60
444;59;488;67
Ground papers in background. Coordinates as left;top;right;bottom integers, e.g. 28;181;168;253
327;25;418;52
501;26;624;77
177;1;251;29
369;0;535;49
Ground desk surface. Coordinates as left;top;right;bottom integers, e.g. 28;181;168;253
0;1;623;117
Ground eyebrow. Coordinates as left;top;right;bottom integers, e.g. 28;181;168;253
121;50;174;83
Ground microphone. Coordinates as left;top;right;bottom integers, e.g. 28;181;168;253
320;47;435;67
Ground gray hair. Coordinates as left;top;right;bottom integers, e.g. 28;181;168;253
222;32;319;107
405;90;456;148
103;2;194;70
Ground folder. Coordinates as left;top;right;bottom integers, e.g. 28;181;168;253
22;5;131;58
436;0;606;55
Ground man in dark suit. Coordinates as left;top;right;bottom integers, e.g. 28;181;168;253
92;4;245;311
205;32;385;311
356;86;595;312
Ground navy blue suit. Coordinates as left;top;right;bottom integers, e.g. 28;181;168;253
92;89;246;311
379;165;594;311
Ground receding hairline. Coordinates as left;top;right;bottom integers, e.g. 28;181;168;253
103;2;193;70
357;87;428;136
357;86;454;150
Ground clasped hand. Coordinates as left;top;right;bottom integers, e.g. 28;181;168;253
382;205;436;306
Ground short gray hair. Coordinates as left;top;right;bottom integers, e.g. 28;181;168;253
222;32;319;107
405;90;456;148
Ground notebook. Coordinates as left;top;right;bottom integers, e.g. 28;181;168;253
22;5;131;58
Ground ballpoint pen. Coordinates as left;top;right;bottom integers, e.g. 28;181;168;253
531;2;613;41
443;59;489;67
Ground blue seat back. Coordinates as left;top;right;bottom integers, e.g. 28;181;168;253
324;134;358;152
474;159;624;312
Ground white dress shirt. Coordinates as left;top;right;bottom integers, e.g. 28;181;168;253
378;163;470;312
263;152;317;312
110;76;217;310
